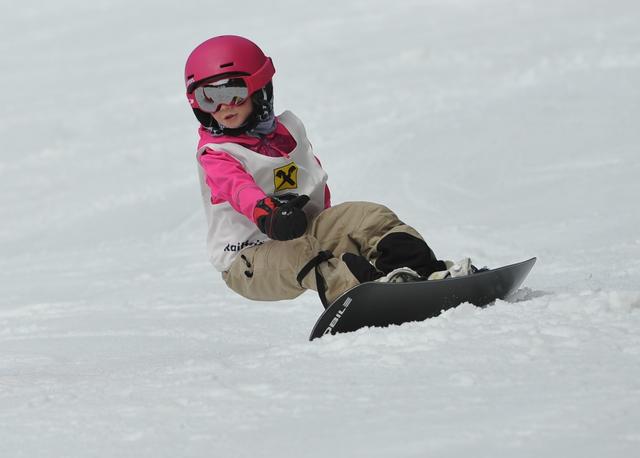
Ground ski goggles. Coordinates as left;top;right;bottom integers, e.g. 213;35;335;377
193;78;249;113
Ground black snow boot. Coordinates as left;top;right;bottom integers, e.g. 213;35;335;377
342;253;384;283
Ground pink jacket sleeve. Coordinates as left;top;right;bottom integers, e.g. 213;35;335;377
324;185;331;209
198;149;267;222
314;155;331;209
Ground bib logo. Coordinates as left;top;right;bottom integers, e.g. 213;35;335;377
224;239;264;252
274;162;298;191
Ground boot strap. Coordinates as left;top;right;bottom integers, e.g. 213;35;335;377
297;250;334;309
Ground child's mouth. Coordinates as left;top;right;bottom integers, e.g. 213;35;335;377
224;113;237;121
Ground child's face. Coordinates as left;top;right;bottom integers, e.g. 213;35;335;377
212;97;254;129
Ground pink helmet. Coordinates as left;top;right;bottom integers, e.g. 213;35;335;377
184;35;275;110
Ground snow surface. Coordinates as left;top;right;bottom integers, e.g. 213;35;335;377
1;0;640;456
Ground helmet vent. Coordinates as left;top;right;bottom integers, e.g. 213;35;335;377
220;62;234;68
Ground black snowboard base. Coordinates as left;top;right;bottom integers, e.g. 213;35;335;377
309;257;536;340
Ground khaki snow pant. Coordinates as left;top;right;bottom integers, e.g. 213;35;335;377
222;201;425;305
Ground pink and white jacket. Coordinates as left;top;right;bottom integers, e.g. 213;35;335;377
196;111;330;270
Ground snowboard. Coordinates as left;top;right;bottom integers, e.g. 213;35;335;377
309;257;536;340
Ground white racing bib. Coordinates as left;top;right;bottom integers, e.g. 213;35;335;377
196;111;328;271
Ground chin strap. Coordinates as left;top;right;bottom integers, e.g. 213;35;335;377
297;251;335;309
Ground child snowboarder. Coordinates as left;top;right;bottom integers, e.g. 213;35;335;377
185;35;474;307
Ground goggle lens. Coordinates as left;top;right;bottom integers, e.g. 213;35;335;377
194;78;249;113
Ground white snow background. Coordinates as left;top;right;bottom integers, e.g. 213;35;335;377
1;0;639;457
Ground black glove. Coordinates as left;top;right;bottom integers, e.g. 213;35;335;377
253;194;310;241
